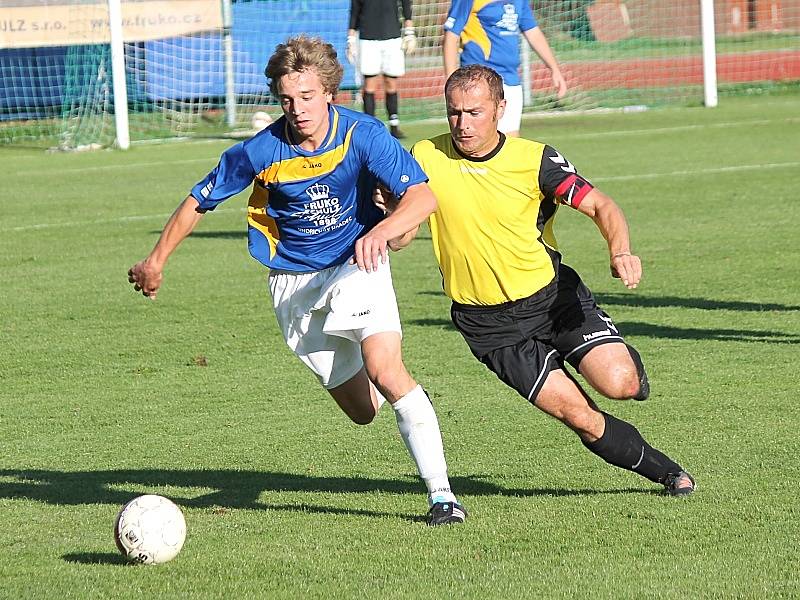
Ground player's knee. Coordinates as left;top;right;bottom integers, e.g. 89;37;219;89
364;357;413;401
605;364;642;400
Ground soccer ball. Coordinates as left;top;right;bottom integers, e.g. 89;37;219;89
250;111;273;131
114;494;187;565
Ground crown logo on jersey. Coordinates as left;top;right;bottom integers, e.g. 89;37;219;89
305;183;330;201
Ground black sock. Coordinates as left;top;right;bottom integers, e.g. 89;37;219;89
583;412;682;484
386;92;399;126
363;92;376;116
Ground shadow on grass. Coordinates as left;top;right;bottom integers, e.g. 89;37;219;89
594;293;800;312
0;468;647;516
419;290;800;313
407;318;800;344
62;552;129;566
620;321;800;344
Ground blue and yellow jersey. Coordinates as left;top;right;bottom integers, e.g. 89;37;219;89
412;133;593;306
443;0;537;86
190;105;427;272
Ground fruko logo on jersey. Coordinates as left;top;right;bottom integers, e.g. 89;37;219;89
496;4;520;34
293;183;353;235
443;16;455;30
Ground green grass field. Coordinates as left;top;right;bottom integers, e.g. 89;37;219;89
2;95;799;598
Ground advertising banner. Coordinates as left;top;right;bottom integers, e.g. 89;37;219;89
0;0;222;48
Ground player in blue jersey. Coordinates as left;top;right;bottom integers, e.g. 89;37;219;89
442;0;567;137
127;35;466;526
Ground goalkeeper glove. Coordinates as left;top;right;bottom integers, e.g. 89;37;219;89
401;26;416;54
345;34;357;65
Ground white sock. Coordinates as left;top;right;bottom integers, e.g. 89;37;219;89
392;385;457;506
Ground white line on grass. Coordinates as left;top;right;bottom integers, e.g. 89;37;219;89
3;161;798;233
593;161;800;182
13;157;217;178
2;207;243;233
556;117;800;140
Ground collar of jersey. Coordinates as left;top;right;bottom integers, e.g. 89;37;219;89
282;104;340;156
451;132;506;162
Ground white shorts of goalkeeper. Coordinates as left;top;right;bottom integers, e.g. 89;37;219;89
359;38;406;77
268;258;402;389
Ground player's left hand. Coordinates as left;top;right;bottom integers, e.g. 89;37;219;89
551;69;567;99
373;185;400;214
610;252;642;289
354;231;389;273
401;27;417;54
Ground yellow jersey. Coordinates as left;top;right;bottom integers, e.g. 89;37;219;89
412;133;592;306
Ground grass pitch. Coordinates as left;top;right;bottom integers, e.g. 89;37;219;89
1;95;799;598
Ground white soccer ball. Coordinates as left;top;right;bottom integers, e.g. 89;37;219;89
250;111;273;131
114;494;187;565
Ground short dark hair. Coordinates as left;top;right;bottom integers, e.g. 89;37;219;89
264;35;344;98
445;65;504;103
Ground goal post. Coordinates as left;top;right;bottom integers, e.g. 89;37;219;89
700;0;719;107
107;0;130;149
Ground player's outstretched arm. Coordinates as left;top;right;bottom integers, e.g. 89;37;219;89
355;182;437;272
127;195;205;300
575;188;642;289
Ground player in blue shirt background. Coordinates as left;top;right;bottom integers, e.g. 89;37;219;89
127;35;466;526
443;0;567;137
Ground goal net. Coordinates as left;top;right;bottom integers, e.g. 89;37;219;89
1;0;798;149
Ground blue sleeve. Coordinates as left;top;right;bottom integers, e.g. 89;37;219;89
443;0;471;34
519;0;537;31
360;125;427;198
190;142;256;211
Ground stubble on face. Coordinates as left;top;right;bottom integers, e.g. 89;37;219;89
446;83;502;158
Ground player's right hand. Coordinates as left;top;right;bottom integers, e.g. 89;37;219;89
345;35;357;65
128;259;163;300
610;252;642;289
353;231;388;273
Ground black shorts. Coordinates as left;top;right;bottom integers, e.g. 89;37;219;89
450;264;625;403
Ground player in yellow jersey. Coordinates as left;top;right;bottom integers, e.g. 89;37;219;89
396;65;695;496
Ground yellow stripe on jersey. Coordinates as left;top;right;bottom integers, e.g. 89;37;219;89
247;184;279;259
258;120;356;185
461;0;494;60
413;134;560;306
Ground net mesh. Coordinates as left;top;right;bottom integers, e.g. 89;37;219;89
1;0;799;148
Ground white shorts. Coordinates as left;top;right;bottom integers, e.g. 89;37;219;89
498;84;523;133
358;38;405;77
268;259;402;389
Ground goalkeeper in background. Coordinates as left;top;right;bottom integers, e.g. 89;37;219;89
347;0;416;139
